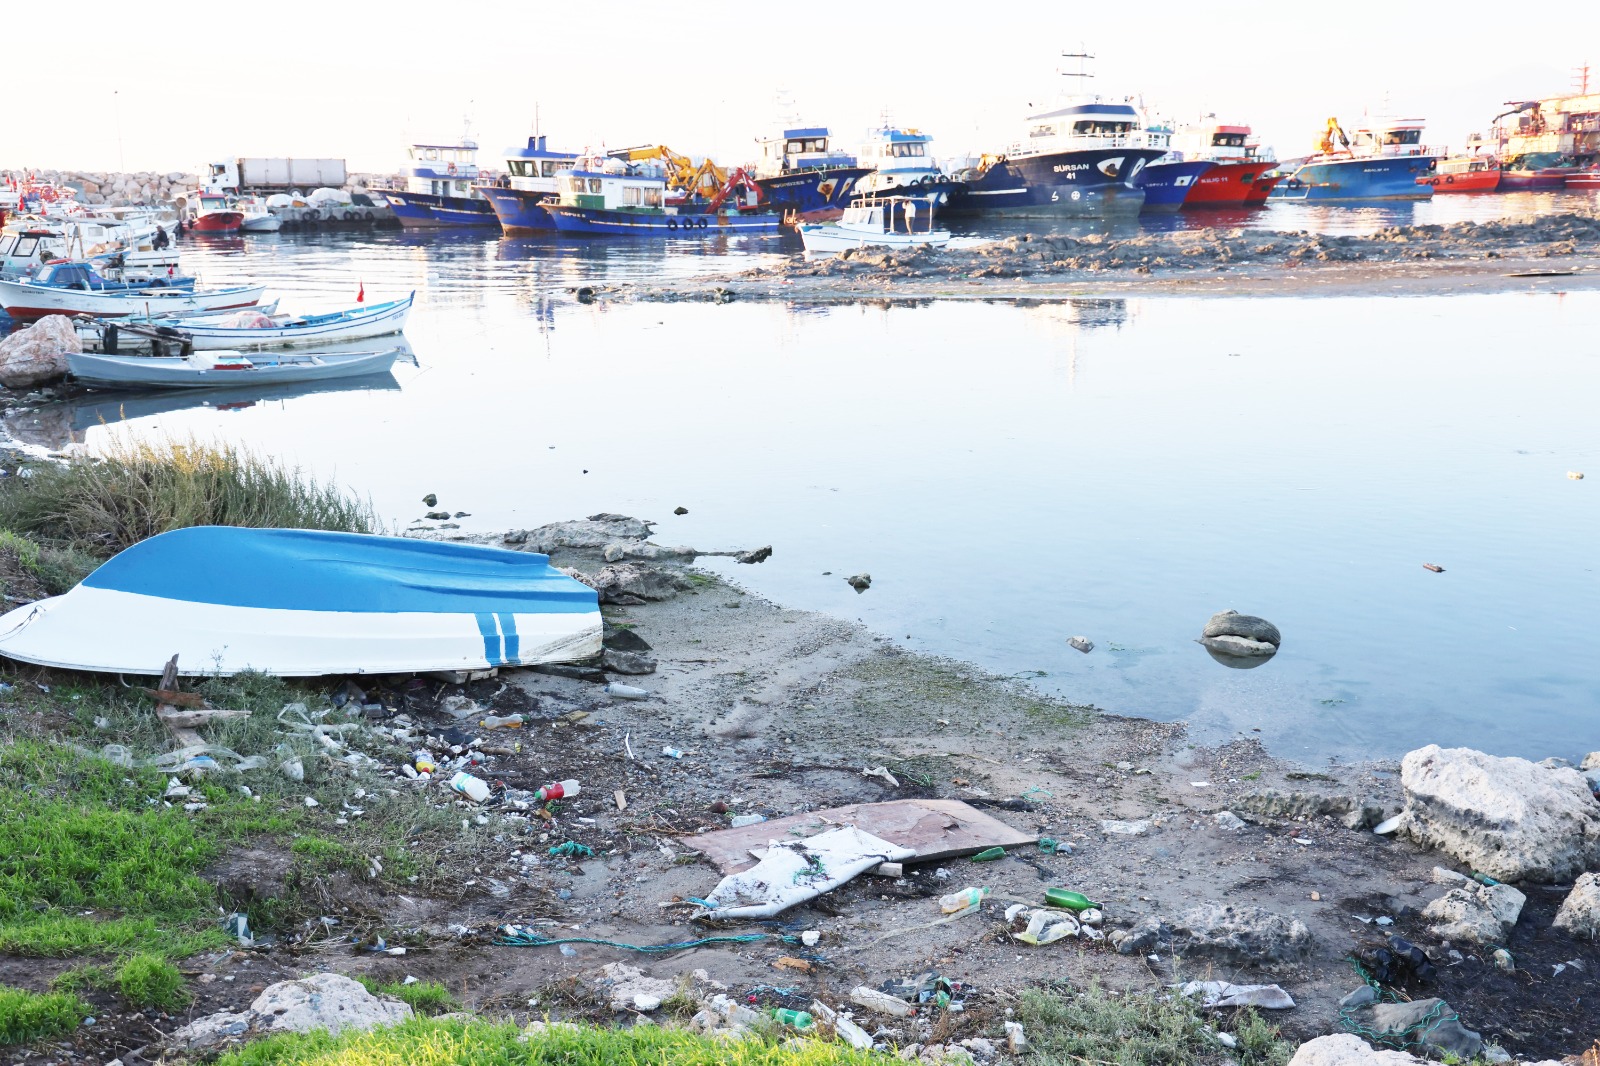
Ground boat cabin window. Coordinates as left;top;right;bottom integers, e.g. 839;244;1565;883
455;181;471;195
588;178;603;194
624;187;643;206
11;236;38;258
425;148;440;161
544;160;571;177
786;138;828;154
564;176;585;194
1381;129;1421;146
886;143;926;158
1030;124;1058;138
508;161;528;177
1212;132;1247;147
1072;121;1133;135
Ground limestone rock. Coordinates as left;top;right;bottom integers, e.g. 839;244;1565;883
1582;751;1600;771
601;540;698;563
586;563;692;605
602;626;657;675
1117;903;1311;966
1236;789;1354;820
1201;610;1281;646
0;315;80;388
1422;882;1526;943
1553;871;1600;937
167;1010;253;1051
1400;745;1600;882
505;513;654;554
252;972;411;1036
595;962;676;1012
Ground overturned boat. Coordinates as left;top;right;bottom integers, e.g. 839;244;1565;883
0;528;602;677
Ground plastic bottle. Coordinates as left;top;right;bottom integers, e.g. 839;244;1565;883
604;682;649;700
536;779;580;802
771;1008;814;1029
413;750;436;775
1044;888;1102;912
449;771;491;803
939;887;989;913
480;714;525;729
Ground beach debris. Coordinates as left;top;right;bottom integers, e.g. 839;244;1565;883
697;826;915;919
1568;471;1585;480
1009;906;1080;945
851;986;914;1018
845;573;872;592
1196;610;1280;668
1553;872;1600;936
1101;818;1154;836
661;747;684;759
1004;1022;1026;1053
687;798;1036;873
1423;563;1445;572
1399;744;1600;882
604;682;650;700
1067;636;1094;654
729;813;766;827
862;765;900;787
1340;999;1482;1061
939;887;989;913
1174;980;1295;1010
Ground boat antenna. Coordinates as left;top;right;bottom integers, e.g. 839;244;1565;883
534;102;540;138
1575;62;1592;95
1060;50;1095;80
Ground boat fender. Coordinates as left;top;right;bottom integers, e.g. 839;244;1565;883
1445;175;1453;184
344;210;356;221
305;209;320;221
363;210;373;220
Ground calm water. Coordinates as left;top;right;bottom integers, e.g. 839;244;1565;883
6;202;1598;764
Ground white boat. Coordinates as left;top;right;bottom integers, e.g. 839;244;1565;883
0;277;266;320
855;126;947;196
85;293;414;351
236;197;283;232
0;216;180;277
0;527;602;677
798;195;951;253
67;347;403;389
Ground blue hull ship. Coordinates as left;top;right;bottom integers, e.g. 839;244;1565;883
385;137;502;229
544;206;783;236
479;188;555;232
478;135;580;234
754;167;870;220
385;191;499;227
944;145;1168;217
1268;155;1433;201
1136;159;1216;211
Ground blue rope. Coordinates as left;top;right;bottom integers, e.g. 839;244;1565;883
496;924;798;954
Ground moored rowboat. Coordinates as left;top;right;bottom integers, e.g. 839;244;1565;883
67;347;403;389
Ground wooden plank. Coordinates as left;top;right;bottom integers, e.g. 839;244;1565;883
156;708;250;729
686;799;1037;875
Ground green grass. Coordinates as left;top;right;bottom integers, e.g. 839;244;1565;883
214;1016;898;1066
352;977;456;1016
0;986;88;1047
116;953;189;1010
0;434;380;554
0;529;98;596
1017;983;1292;1066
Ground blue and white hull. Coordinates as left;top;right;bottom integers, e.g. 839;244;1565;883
479;187;558;233
1268;155;1434;201
383;191;499;228
753;167;871;221
943;147;1169;218
0;528;601;677
544;206;784;236
1136;159;1216;212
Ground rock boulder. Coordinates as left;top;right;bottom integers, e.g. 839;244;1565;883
165;972;410;1053
1338;999;1481;1061
1422;881;1526;943
505;513;654;554
582;563;692;605
1553;871;1600;937
1116;903;1311;966
0;315;80;388
1399;745;1600;882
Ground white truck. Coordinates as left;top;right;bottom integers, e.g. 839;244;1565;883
206;158;348;192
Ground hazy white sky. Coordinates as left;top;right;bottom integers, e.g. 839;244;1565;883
15;3;1595;175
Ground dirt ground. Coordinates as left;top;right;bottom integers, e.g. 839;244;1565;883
10;539;1589;1066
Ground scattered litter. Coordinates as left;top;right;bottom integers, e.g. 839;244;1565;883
851;985;913;1018
1492;948;1515;970
698;826;915;919
480;714;525;729
662;747;684;760
1044;888;1102;912
801;930;821;947
549;841;594;859
440;695;480;720
614;790;628;811
1373;815;1405;835
535;780;579;802
773;957;813;974
1175;981;1296;1010
1569;471;1585;480
605;682;649;700
970;847;1007;862
940;886;990;914
1293;837;1314;845
303;796;319;808
1010;907;1080;945
1004;1021;1026;1053
449;771;491;803
1376;916;1394;927
861;765;900;787
729;814;766;828
1101;819;1153;836
221;913;252;945
1423;563;1445;573
498;924;793;954
771;1007;814;1029
871;861;904;878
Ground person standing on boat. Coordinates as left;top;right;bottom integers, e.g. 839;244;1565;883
902;198;917;233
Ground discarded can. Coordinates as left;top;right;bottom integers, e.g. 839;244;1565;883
604;682;649;700
480;714;525;729
939;887;989;913
971;847;1007;862
662;747;684;759
1044;888;1103;912
449;771;491;803
535;779;580;803
771;1008;814;1029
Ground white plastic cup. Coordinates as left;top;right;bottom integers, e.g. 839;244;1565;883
604;682;649;699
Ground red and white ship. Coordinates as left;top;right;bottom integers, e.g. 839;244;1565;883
1168;120;1281;207
180;190;244;233
1419;154;1502;193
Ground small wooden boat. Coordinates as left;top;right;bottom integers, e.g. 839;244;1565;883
798;195;950;253
83;293;413;352
67;346;403;389
1420;155;1501;193
0;271;264;320
0;527;602;677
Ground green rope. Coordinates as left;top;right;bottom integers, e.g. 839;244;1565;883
1338;957;1455;1053
495;924;797;954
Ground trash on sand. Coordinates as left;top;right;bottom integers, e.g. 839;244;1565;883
801;930;821;947
1373;815;1406;835
1100;819;1153;836
871;861;904;878
662;747;684;759
1044;887;1103;912
771;1007;814;1029
970;847;1007;862
851;985;913;1018
605;682;649;700
697;826;916;919
729;814;767;828
535;779;579;802
1492;948;1515;971
1010;907;1080;945
687;798;1037;874
549;841;595;859
1175;980;1296;1009
831;1010;875;1049
480;714;525;729
862;765;899;787
449;771;491;803
221;912;253;945
614;790;627;810
0;528;603;677
413;750;437;775
1068;636;1094;654
774;957;813;974
440;695;480;719
1004;1021;1026;1052
1423;563;1445;573
939;887;990;914
1569;471;1585;480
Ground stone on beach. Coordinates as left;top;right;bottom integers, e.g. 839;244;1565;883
1422;881;1526;943
0;315;80;388
1115;902;1312;966
1552;871;1600;937
582;563;693;605
1398;745;1600;883
167;972;410;1052
505;513;656;554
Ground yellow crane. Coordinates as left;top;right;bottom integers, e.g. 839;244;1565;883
1318;118;1351;155
609;145;729;199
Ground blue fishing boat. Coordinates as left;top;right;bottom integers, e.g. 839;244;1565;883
751;127;870;221
0;527;601;677
943;97;1169;218
1268;116;1435;201
1133;119;1216;211
478;135;581;234
542;154;783;236
382;138;499;228
854;126;953;198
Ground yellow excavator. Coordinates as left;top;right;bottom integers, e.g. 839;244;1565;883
609;145;729;200
1318;118;1352;155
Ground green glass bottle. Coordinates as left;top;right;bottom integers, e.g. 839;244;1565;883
771;1008;814;1029
1044;888;1102;912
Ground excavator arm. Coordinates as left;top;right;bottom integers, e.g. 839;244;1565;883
1318;117;1351;155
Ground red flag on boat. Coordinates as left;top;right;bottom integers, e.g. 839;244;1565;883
357;280;365;303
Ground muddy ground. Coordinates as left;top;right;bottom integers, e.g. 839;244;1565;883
7;537;1595;1065
587;211;1600;303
